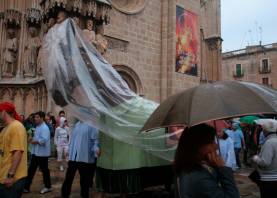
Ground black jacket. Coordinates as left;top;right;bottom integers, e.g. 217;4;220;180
175;165;240;198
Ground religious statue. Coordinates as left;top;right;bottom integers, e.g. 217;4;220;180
47;17;56;30
73;16;80;27
56;11;68;24
96;25;108;55
2;28;18;77
23;27;41;77
82;19;97;46
37;49;43;76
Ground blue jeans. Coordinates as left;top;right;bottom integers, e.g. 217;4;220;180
234;148;241;168
0;177;26;198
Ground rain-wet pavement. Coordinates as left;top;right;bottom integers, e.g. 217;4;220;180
235;168;260;198
22;158;260;198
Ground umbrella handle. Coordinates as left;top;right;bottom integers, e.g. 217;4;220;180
213;120;222;156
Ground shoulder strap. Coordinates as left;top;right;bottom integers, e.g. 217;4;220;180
177;177;182;198
177;176;192;198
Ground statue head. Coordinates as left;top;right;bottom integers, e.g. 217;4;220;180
56;11;68;24
73;16;80;26
28;27;38;37
7;28;16;39
48;18;56;28
86;19;94;31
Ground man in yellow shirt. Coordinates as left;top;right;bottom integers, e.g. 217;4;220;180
0;102;27;198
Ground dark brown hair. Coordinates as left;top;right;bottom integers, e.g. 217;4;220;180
173;124;216;175
34;111;45;119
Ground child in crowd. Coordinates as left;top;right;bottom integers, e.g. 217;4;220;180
54;117;70;171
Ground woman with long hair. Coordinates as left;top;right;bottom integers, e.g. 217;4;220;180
174;124;240;198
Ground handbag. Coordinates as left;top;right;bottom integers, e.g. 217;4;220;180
248;170;260;186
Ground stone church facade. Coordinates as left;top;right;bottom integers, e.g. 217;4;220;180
0;0;221;116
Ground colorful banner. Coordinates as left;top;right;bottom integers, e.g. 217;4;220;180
176;6;198;76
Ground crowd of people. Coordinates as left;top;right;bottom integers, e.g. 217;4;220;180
217;118;272;171
175;118;277;198
0;102;99;198
0;101;277;198
183;118;277;198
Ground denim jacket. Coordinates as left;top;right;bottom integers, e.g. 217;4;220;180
175;165;240;198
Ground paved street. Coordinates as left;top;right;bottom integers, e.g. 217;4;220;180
22;158;260;198
235;168;260;198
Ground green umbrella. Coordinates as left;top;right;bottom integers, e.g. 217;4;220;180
239;116;260;125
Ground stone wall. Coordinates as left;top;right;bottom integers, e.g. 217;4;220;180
105;0;221;102
104;1;163;101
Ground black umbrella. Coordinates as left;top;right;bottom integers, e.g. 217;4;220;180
141;81;277;132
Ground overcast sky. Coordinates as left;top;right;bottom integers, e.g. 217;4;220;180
221;0;277;52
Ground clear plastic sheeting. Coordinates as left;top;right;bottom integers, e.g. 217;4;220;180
41;19;179;161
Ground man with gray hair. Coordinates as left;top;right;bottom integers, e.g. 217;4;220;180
252;119;277;198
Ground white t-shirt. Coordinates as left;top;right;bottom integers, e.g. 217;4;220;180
54;127;69;146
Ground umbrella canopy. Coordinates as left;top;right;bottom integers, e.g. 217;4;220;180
239;115;260;125
206;120;230;133
141;81;277;132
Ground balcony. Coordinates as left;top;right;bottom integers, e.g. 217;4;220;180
259;67;271;74
233;70;244;78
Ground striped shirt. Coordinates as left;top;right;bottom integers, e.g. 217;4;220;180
255;134;277;181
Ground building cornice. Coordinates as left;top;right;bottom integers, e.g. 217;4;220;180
223;43;277;59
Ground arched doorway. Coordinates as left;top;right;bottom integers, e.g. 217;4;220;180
113;65;143;95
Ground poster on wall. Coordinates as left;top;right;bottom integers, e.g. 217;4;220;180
176;6;198;76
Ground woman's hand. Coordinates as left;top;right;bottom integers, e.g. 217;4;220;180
200;143;224;168
206;151;225;168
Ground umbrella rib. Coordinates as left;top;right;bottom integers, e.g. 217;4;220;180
187;87;197;127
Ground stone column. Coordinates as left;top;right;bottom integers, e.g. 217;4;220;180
11;89;16;103
34;87;39;111
22;88;28;115
160;0;169;102
166;2;176;96
38;86;43;111
17;6;26;79
42;85;48;111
